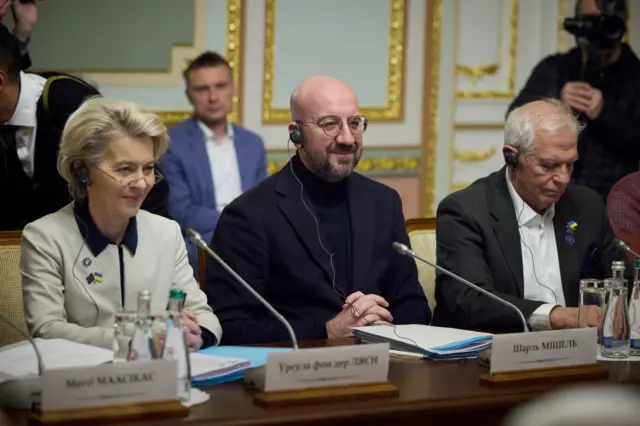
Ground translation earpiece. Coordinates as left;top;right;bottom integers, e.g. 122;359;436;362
289;124;304;148
74;164;91;186
503;147;520;170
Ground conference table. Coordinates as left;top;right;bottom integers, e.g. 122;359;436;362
3;338;640;426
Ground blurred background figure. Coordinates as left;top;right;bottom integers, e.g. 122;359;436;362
0;0;37;69
508;0;640;202
161;52;266;274
502;384;640;426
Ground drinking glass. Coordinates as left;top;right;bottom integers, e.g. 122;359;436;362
578;279;606;334
113;311;137;363
150;312;169;356
601;278;630;359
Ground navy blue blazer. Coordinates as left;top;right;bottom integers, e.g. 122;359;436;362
206;160;431;344
161;118;266;269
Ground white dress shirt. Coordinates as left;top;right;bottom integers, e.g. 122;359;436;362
197;121;242;213
506;170;566;330
6;71;46;178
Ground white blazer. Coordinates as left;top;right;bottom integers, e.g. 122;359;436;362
20;203;222;349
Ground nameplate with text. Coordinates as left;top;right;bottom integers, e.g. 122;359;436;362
490;328;597;374
262;343;390;392
41;359;178;411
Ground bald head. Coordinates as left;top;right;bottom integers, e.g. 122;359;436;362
289;76;358;121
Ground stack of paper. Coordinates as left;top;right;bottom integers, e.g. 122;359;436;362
192;346;292;386
190;352;250;382
352;324;493;360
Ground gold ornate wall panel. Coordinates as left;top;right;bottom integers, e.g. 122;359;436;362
261;0;407;124
455;0;518;99
156;0;244;126
420;0;441;217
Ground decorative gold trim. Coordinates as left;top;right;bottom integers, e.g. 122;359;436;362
266;156;419;176
420;0;441;216
453;147;497;162
406;217;437;233
261;0;407;123
451;183;469;192
155;0;244;126
456;0;518;99
455;122;504;130
226;0;243;124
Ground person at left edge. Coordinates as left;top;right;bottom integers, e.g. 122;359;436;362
0;0;37;70
0;22;170;231
20;97;222;350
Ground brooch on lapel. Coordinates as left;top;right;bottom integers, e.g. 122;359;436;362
565;220;578;245
85;272;103;285
81;257;92;268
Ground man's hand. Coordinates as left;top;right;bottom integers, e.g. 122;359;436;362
11;0;37;43
327;292;393;339
550;305;601;329
560;81;604;120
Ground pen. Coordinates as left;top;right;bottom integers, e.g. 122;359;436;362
389;349;427;360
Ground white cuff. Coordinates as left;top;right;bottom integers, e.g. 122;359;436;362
527;303;556;331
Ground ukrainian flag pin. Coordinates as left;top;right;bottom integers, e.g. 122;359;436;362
93;272;103;283
568;220;578;230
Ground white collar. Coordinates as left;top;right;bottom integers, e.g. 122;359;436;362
7;72;46;127
197;120;234;141
505;168;555;227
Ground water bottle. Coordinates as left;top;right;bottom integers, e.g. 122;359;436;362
161;288;191;401
128;290;159;361
601;261;630;359
630;260;640;355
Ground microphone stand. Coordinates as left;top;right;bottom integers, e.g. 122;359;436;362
392;242;529;333
187;229;299;349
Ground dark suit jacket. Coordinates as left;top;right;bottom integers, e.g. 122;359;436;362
0;74;170;231
206;160;431;344
432;167;624;332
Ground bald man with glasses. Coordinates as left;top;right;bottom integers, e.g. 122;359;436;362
205;75;431;345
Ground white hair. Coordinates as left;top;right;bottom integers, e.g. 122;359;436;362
504;98;584;157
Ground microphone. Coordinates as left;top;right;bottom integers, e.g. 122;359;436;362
0;314;44;410
187;229;299;349
392;242;529;333
0;315;44;375
615;238;640;259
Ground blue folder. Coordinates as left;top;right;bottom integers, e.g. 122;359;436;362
192;346;292;386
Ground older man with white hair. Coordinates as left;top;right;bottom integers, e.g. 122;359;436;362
432;98;624;333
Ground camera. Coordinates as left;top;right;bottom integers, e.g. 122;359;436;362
563;0;627;49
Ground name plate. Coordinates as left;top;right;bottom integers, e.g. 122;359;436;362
263;343;390;392
41;359;178;411
490;328;596;374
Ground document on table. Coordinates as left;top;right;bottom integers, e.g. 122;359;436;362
0;338;113;382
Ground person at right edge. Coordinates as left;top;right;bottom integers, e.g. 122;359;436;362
507;0;640;202
433;98;624;333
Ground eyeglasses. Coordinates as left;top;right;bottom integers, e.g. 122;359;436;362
297;115;368;138
95;164;164;187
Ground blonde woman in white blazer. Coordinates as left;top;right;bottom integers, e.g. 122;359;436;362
20;97;222;350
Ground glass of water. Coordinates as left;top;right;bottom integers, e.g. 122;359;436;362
601;278;630;359
113;311;137;363
578;279;606;331
150;313;169;356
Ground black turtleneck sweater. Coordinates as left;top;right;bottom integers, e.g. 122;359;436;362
291;154;353;295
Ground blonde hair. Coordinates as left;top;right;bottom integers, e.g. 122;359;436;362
504;98;584;157
57;97;169;200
